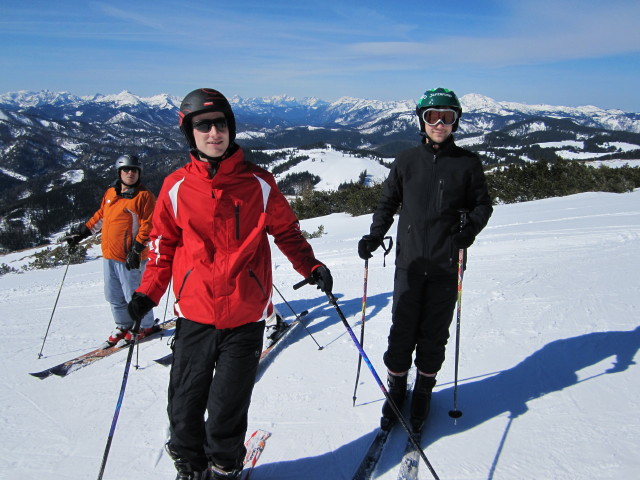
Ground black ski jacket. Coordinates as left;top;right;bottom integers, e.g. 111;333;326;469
369;137;493;276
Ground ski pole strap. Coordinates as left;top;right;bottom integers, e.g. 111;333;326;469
381;236;393;267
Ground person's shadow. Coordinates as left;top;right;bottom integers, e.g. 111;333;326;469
251;325;640;479
257;291;393;379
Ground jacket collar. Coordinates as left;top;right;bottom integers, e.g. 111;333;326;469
187;145;244;178
423;134;455;155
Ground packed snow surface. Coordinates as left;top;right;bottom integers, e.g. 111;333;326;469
1;189;639;479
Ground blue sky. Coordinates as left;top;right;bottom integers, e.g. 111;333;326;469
1;1;639;111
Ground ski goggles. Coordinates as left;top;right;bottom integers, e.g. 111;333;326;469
193;118;228;133
421;108;458;126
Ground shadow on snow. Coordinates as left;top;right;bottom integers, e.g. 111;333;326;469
251;325;640;479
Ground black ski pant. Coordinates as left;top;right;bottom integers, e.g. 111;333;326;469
383;268;458;375
167;317;264;471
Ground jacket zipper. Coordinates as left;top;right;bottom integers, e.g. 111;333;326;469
235;203;240;240
437;179;444;211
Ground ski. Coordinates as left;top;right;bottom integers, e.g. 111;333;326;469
153;310;309;367
353;377;419;480
242;429;271;479
29;318;176;379
396;432;421;480
352;428;391;480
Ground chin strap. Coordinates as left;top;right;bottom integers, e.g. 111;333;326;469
193;143;240;178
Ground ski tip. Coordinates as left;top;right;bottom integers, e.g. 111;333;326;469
29;370;52;379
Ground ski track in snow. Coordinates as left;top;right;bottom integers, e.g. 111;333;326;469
1;189;639;479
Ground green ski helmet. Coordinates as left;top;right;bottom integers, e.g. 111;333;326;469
416;87;462;132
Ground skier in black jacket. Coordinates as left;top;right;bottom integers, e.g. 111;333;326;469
358;87;493;433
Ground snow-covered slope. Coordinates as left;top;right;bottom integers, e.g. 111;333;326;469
1;190;639;479
270;146;390;190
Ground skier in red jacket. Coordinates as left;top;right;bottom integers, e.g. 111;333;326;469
127;88;332;480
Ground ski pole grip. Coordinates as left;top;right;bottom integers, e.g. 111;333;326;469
293;276;313;290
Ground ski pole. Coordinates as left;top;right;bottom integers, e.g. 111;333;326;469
97;319;141;480
352;257;368;406
162;279;173;324
272;283;323;350
352;236;393;406
449;210;468;420
37;248;73;359
294;282;440;480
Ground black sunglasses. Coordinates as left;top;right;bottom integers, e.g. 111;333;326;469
120;167;140;173
193;118;228;133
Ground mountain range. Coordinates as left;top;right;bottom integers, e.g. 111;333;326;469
1;89;639;252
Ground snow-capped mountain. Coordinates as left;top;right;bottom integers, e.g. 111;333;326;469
1;89;640;253
2;90;639;133
460;93;640;134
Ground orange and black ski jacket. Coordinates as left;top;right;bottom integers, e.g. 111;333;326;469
85;184;156;263
137;148;322;329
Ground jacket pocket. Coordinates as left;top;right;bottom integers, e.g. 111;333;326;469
175;269;193;303
248;268;267;299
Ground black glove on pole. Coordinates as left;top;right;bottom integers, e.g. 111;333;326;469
357;235;381;260
63;224;91;250
309;265;333;294
127;292;156;330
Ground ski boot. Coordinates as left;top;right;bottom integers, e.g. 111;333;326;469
264;311;286;344
117;325;161;347
380;371;408;431
165;442;209;480
102;326;129;349
410;374;437;433
209;459;243;479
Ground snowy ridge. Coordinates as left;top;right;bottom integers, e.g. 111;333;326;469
1;189;639;479
2;89;639;133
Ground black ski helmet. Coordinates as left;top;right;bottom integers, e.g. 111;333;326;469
115;154;142;173
178;88;236;150
415;87;463;132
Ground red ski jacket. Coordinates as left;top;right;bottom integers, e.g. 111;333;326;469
137;148;321;329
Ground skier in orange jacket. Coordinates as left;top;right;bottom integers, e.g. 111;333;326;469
65;154;157;347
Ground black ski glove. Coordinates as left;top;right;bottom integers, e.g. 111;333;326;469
358;235;382;260
452;224;476;250
125;241;145;271
63;224;91;249
127;292;156;326
310;265;333;294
